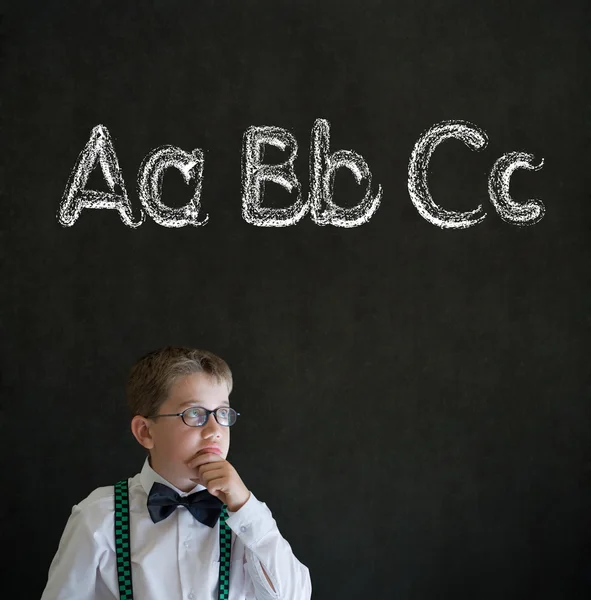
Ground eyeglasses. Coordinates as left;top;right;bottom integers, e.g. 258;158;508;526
144;406;240;427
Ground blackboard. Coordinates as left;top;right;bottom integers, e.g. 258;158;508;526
3;1;591;598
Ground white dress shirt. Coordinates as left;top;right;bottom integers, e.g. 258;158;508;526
40;458;311;600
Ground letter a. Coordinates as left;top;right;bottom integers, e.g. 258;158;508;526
58;125;144;228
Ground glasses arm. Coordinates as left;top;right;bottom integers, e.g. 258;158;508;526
143;412;183;419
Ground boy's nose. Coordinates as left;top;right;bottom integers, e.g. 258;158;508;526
202;413;223;432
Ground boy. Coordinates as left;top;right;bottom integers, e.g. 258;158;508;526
40;346;312;600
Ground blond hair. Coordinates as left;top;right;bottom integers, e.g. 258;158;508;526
126;346;233;417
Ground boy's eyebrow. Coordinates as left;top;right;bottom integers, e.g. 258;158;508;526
178;400;230;409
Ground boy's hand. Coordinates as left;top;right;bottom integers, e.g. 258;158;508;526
188;453;251;512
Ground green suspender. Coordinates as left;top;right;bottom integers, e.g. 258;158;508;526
114;480;133;600
114;479;233;600
218;504;232;600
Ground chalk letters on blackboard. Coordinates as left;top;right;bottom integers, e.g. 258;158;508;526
59;125;143;228
240;119;382;228
58;119;544;229
138;145;208;228
309;119;382;228
408;120;488;230
408;120;545;229
241;126;306;227
488;151;545;225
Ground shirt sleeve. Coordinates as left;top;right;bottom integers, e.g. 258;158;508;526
40;503;107;600
225;493;312;600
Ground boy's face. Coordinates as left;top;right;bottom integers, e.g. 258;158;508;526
139;371;231;492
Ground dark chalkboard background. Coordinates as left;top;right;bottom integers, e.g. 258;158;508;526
3;1;591;598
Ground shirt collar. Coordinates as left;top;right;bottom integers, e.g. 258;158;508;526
139;456;206;498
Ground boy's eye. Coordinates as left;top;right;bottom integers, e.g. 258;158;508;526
185;408;202;418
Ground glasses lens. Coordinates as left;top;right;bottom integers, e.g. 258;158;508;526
215;407;237;426
183;407;207;426
182;407;237;427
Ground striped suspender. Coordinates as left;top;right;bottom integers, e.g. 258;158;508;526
114;480;232;600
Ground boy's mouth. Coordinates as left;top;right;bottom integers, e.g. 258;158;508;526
197;446;222;456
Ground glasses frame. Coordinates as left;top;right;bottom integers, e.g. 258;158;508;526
144;406;240;427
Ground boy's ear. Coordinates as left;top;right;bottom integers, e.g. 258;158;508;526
131;415;155;450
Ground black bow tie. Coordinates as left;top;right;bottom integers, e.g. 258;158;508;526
147;482;223;527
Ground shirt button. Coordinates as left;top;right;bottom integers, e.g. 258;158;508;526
240;525;247;532
188;593;195;600
184;541;190;548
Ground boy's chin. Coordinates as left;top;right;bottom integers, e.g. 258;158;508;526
188;471;203;486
